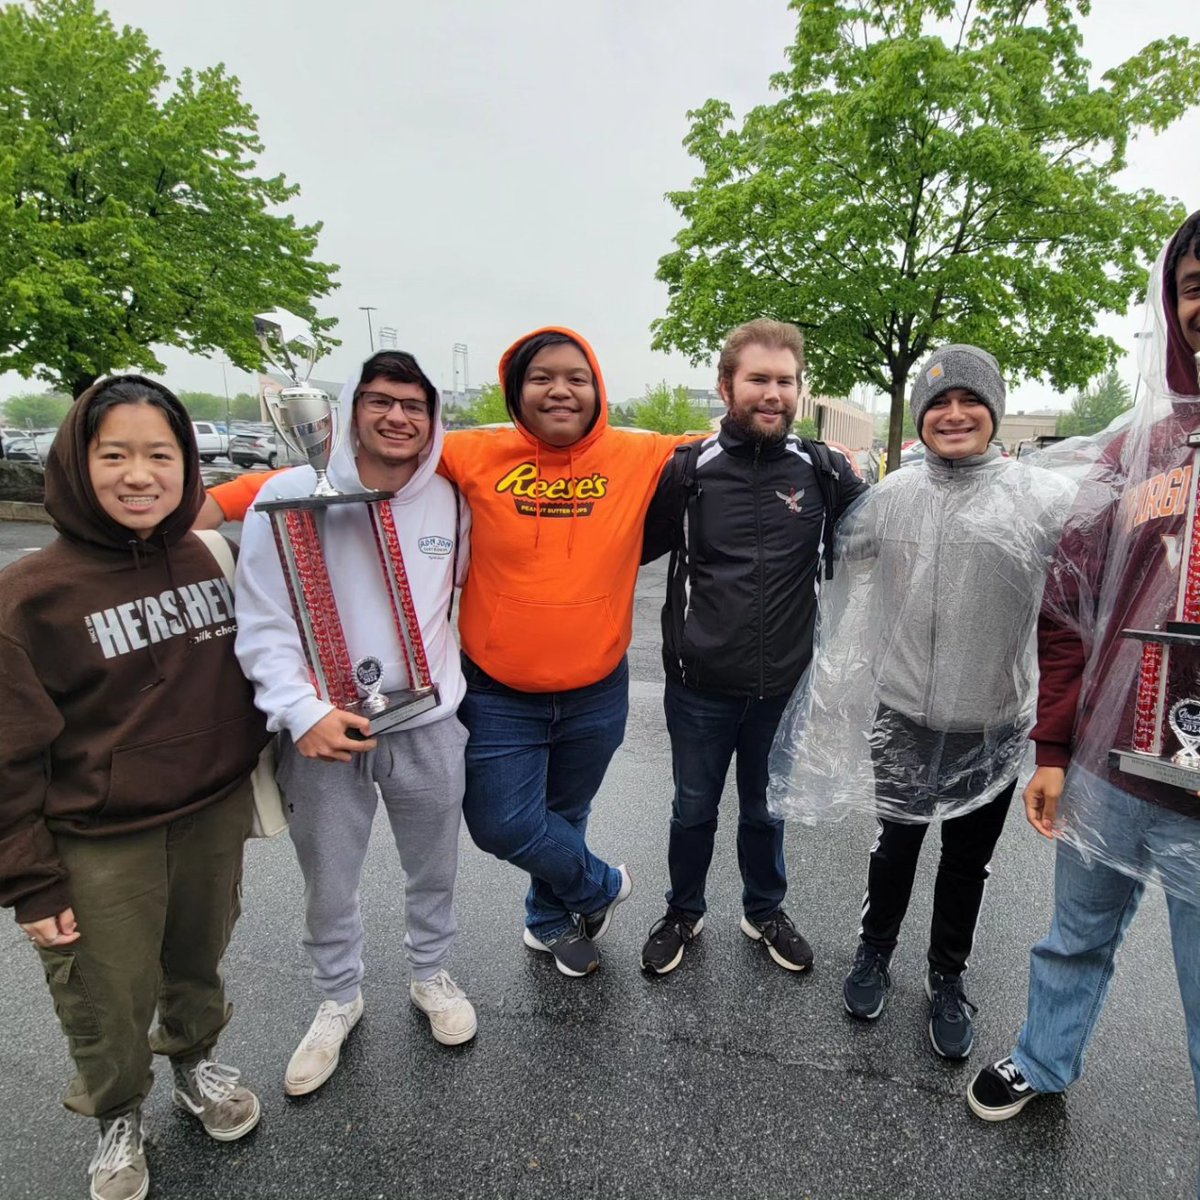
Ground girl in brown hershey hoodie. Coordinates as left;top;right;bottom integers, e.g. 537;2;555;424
0;377;268;1200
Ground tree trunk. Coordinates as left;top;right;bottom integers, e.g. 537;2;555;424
885;376;907;478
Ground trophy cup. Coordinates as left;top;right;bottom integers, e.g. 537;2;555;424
1111;351;1200;796
252;309;439;736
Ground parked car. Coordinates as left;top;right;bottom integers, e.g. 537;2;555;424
229;424;306;469
192;421;228;463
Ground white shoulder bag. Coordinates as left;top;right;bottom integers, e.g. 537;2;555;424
195;529;288;838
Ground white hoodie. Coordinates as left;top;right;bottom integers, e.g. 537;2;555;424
234;376;468;740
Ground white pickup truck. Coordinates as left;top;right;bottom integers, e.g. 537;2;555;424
191;421;228;463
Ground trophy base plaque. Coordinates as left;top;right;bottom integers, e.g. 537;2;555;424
1109;748;1200;791
346;685;441;739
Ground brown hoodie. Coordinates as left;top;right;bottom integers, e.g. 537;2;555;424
0;377;268;923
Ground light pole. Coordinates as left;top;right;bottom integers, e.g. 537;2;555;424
220;357;231;459
359;306;378;352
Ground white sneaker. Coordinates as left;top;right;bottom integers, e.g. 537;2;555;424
284;994;364;1096
410;970;477;1046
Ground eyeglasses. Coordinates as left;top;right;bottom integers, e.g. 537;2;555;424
356;391;431;419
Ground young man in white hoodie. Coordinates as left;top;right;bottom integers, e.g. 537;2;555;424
235;351;475;1096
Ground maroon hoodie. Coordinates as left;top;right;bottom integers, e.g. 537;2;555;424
1032;216;1200;813
0;378;267;923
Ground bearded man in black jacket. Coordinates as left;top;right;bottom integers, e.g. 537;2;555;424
639;319;868;975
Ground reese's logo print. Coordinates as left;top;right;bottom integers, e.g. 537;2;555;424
84;576;237;659
495;461;610;518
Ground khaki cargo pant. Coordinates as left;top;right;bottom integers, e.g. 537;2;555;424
34;781;252;1121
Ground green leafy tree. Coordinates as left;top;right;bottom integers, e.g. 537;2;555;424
609;404;635;428
0;0;339;398
230;392;262;422
3;390;72;428
1056;368;1133;438
176;390;225;421
628;382;709;434
456;382;511;427
793;416;819;439
652;0;1200;471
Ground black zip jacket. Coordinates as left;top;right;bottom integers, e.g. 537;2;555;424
642;418;868;697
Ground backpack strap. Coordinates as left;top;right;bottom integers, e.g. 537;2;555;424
447;480;462;621
195;528;236;585
799;438;842;581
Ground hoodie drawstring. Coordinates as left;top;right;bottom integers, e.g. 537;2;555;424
567;446;578;558
533;442;542;550
129;539;168;691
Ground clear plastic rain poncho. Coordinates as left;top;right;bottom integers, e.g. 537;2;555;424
1028;223;1200;904
767;438;1079;826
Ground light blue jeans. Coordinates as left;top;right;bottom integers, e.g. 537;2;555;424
1012;769;1200;1121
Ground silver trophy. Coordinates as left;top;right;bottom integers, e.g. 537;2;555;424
1169;699;1200;768
255;308;338;497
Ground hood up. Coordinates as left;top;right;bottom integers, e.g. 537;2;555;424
43;375;203;553
1141;212;1200;402
333;361;446;500
498;326;610;454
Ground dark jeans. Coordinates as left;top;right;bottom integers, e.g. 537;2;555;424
663;678;789;923
459;655;627;941
862;707;1016;975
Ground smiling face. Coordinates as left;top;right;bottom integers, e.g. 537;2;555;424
87;402;185;537
353;375;432;488
518;343;598;447
721;343;800;441
921;388;994;459
1176;245;1200;356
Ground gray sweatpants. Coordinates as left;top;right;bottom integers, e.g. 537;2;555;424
278;715;469;1003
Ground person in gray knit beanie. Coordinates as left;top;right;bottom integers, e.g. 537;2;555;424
910;344;1006;446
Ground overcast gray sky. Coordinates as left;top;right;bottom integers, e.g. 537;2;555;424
3;1;1197;415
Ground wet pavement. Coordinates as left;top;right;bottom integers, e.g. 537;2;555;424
0;522;1195;1199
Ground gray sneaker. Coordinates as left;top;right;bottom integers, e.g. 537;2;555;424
172;1059;261;1141
88;1111;148;1200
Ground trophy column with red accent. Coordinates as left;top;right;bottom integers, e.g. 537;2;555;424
1112;429;1200;788
253;310;439;736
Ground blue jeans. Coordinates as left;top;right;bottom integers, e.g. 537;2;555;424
1013;769;1200;1119
459;655;627;941
663;678;789;923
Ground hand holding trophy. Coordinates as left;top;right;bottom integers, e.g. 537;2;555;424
253;309;440;736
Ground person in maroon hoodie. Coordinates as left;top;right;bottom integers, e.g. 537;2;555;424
967;212;1200;1145
0;377;268;1200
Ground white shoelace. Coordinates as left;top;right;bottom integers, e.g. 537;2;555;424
88;1113;141;1176
997;1059;1029;1089
301;1001;357;1051
413;970;465;1010
187;1060;242;1104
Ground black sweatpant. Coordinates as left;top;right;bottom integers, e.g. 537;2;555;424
860;706;1017;976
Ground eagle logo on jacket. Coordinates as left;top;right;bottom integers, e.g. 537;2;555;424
776;487;804;514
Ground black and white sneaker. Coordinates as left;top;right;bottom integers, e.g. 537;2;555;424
640;909;703;975
523;918;599;978
843;943;892;1020
740;909;813;972
582;864;633;942
926;968;978;1059
967;1056;1041;1121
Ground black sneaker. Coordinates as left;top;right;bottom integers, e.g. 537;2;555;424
640;909;704;975
967;1056;1041;1121
522;918;599;978
843;943;892;1020
739;909;813;972
926;968;978;1059
581;864;632;942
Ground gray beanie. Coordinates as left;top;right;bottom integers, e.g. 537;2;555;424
910;344;1005;443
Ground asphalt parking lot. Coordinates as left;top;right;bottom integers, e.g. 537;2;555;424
0;523;1195;1199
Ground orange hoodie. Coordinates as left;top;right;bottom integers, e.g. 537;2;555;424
440;327;688;691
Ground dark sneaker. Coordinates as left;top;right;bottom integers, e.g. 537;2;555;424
843;943;892;1020
88;1111;148;1200
172;1059;260;1141
739;908;813;972
926;969;978;1059
582;863;633;942
967;1056;1041;1121
523;918;599;978
640;909;704;975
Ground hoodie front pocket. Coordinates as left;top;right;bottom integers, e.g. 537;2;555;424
103;713;264;820
482;593;622;691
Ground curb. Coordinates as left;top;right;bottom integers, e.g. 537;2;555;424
0;501;53;524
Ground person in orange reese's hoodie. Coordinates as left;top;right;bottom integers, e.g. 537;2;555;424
441;327;689;977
